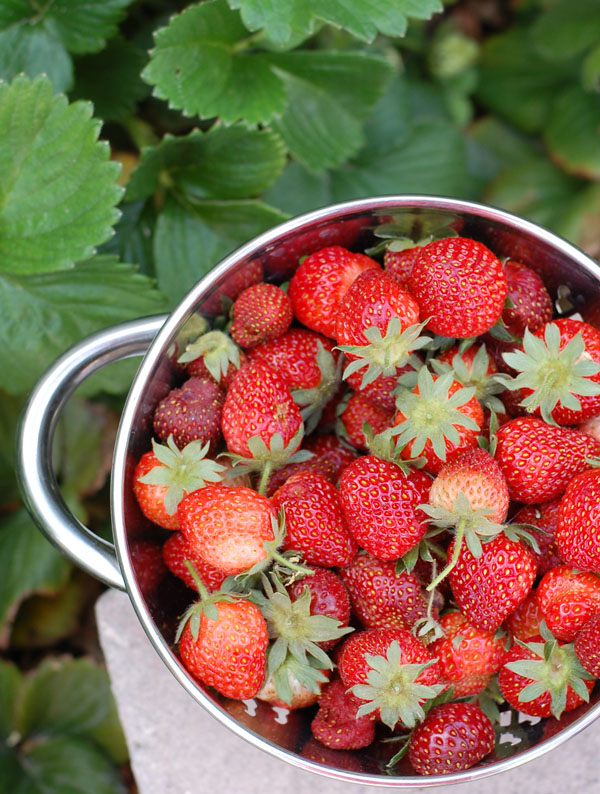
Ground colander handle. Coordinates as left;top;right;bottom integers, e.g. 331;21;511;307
16;315;167;591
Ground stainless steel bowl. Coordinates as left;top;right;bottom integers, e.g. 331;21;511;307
16;195;600;787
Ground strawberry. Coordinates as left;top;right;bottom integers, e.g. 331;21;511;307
574;612;600;677
384;245;421;287
178;329;244;389
230;282;293;349
337;627;445;729
345;366;408;413
499;319;600;425
311;678;375;750
339;551;430;632
503;590;544;642
536;565;600;641
162;531;227;592
498;624;594;719
129;538;166;598
338;391;394;450
299;737;364;773
339;454;431;561
201;257;263;316
448;531;537;632
408;702;495;776
288;567;351;650
494;416;600;504
430;611;504;697
221;360;304;471
407;237;508;338
271;472;358;567
512;500;563;576
556;468;600;573
265;453;337;497
257;665;329;710
335;269;427;387
153;376;225;453
288;246;380;338
178;584;268;700
302;433;357;481
133;436;226;530
394;367;484;474
501;259;553;337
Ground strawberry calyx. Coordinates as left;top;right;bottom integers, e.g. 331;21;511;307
363;423;426;470
339;318;431;389
178;329;241;383
137;435;226;515
505;622;594;719
291;341;343;433
225;428;311;492
430;344;505;415
251;573;353;705
237;511;316;582
350;641;446;730
498;324;600;424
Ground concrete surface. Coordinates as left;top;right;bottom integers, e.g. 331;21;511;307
96;589;600;794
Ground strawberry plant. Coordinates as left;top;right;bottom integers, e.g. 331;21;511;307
1;0;600;790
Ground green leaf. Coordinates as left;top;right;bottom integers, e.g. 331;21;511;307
0;0;134;55
187;198;289;240
0;256;169;394
531;0;600;61
98;200;156;277
477;27;578;133
544;86;600;179
228;0;443;48
0;24;73;92
0;75;123;274
70;37;149;122
0;660;22;739
142;0;288;124
0;390;23;504
0;509;71;647
126;124;286;203
582;42;600;92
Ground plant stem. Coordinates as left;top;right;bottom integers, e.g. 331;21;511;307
427;517;466;591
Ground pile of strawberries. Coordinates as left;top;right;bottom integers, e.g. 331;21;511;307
131;231;600;777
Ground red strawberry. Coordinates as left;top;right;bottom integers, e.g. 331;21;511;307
556;468;600;573
503;589;544;642
272;472;358;567
407;237;508;338
153;376;225;453
177;485;277;576
448;531;537;632
201;258;263;316
221;361;304;466
408;702;495;776
574;612;600;677
337;627;444;729
303;433;357;481
311;679;375;750
512;500;563;576
430;611;504;697
265;453;338;497
162;531;227;592
536;565;600;641
288;567;351;650
230;282;293;348
500;319;600;425
178;595;268;700
498;628;594;719
288;246;380;338
130;538;166;597
494;416;600;504
345;366;407;413
339;455;431;561
384;245;421;287
338;391;394;450
501;259;553;336
339;552;430;632
299;737;364;773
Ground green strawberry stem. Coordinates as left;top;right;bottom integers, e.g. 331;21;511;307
427;518;466;592
270;548;315;578
257;460;273;496
184;560;211;601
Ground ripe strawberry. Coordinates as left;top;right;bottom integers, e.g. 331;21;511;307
407;237;508;338
201;257;263;316
271;472;358;567
394;367;484;475
494;416;600;504
303;433;357;480
178;593;268;700
498;626;594;719
430;611;504;697
339;552;430;632
556;468;600;573
338;391;394;450
162;531;227;592
133;436;226;530
311;678;375;750
230;282;293;349
448;531;537;632
337;627;444;729
288;567;351;650
384;245;421;287
345;366;408;413
536;565;600;641
153;376;225;453
265;453;337;497
178;329;244;389
503;589;544;642
288;246;380;338
574;612;600;677
501;259;553;337
339;455;431;561
408;702;495;776
221;360;304;467
500;319;600;425
512;500;563;576
130;538;166;598
177;485;277;576
299;737;364;773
